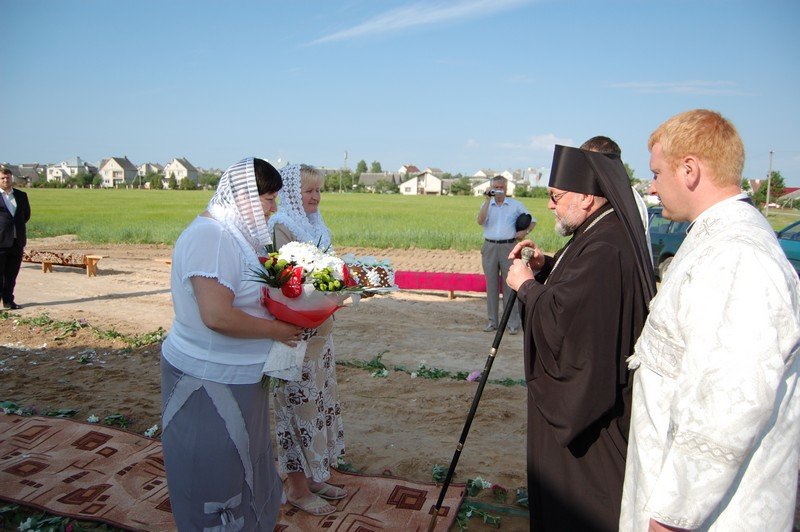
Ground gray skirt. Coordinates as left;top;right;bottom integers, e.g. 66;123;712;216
160;357;282;531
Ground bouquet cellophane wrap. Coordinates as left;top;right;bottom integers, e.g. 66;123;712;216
261;285;350;381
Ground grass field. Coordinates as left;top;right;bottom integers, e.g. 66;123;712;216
24;189;799;252
24;189;569;252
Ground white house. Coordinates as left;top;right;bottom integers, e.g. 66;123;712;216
47;157;97;183
472;179;519;197
473;169;498;179
138;162;163;177
399;172;444;195
98;156;139;188
398;164;421;176
163;157;199;186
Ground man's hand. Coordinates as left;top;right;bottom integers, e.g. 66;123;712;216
507;257;534;291
509;240;545;271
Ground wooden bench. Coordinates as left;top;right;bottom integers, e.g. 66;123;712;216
23;250;107;277
394;270;487;300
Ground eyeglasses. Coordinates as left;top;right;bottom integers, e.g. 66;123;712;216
549;191;568;204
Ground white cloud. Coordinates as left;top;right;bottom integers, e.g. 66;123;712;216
309;0;534;45
609;80;747;96
464;138;480;150
498;133;573;152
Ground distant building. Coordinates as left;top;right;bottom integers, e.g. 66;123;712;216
99;156;139;188
163;157;199;186
473;169;502;180
358;172;401;193
399;171;444;195
472;179;520;197
47;157;97;183
398;164;421;175
0;163;42;186
138;162;164;177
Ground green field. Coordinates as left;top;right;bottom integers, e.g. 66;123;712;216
24;189;799;252
25;189;569;252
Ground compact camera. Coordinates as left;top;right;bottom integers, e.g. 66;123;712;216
486;189;505;197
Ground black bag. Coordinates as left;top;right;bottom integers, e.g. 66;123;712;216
515;213;532;232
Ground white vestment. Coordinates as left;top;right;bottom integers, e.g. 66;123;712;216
620;197;800;531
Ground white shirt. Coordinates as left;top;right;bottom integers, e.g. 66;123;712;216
162;216;276;384
620;197;800;531
482;197;532;240
1;189;17;239
1;189;16;216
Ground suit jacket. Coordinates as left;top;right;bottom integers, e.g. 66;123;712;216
0;188;30;248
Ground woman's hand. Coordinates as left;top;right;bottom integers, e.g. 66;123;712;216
269;319;303;347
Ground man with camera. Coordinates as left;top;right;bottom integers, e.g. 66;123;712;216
476;175;534;334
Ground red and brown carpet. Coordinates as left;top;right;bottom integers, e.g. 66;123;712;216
0;414;464;531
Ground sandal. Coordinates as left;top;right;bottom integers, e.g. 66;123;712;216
287;494;336;516
310;482;348;500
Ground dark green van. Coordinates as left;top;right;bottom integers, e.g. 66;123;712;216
648;206;689;280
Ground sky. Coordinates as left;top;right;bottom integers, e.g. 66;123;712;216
2;0;799;186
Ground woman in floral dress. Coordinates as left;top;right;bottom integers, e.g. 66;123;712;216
267;164;346;516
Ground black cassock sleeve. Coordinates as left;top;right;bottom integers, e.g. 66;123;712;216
517;240;625;447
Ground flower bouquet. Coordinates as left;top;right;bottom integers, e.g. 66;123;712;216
253;241;362;328
252;241;362;380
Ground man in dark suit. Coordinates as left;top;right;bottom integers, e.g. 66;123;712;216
0;166;31;309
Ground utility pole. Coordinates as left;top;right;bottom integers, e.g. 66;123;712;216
765;148;774;218
341;150;348;193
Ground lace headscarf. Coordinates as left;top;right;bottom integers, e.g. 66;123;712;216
267;164;332;250
207;157;273;266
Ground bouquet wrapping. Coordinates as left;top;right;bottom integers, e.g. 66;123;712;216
253;241;361;380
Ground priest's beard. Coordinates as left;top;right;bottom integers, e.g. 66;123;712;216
554;205;584;237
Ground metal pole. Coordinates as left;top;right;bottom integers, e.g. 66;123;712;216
765;148;774;218
427;248;532;531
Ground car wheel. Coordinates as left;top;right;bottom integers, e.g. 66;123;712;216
659;256;673;280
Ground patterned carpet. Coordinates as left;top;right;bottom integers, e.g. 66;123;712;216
0;415;464;531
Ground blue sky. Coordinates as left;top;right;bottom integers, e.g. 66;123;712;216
2;0;799;185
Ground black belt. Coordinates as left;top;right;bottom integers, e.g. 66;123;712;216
485;238;515;244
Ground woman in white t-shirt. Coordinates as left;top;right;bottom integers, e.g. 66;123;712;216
160;157;302;531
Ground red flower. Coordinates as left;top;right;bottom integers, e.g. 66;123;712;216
281;266;303;298
342;264;358;287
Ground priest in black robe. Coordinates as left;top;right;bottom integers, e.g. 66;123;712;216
506;145;656;532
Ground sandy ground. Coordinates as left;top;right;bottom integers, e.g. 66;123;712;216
1;236;530;529
5;237;798;530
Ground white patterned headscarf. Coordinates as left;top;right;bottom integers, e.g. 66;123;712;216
207;157;273;265
267;164;332;250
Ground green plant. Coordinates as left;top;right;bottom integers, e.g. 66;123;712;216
102;414;131;428
432;463;448;483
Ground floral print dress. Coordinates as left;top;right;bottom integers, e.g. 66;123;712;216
271;223;345;482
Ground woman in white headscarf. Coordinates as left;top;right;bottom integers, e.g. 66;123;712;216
268;164;346;516
160;158;303;530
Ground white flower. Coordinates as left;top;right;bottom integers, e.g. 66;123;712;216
144;424;159;438
87;414;99;423
19;517;35;531
410;372;417;378
472;476;492;489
